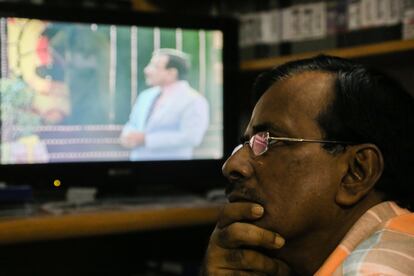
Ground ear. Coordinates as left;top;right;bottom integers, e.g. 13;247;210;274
336;144;384;206
168;68;178;80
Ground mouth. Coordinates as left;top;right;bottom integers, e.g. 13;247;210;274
227;193;260;204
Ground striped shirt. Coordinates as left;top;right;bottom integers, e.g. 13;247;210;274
315;201;414;275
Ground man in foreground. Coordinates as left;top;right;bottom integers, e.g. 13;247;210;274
201;55;413;275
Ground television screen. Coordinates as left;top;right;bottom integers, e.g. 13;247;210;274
0;4;238;192
1;16;225;164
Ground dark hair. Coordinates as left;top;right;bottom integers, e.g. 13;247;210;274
253;55;414;210
154;48;190;80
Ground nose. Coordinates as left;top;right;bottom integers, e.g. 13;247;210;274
222;144;254;184
144;66;149;75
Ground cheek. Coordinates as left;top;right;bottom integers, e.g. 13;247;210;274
254;149;339;237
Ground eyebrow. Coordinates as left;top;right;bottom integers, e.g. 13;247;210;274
252;122;286;134
241;122;288;142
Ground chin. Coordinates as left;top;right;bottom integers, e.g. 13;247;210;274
256;213;292;240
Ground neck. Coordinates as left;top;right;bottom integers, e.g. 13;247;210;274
278;193;384;275
160;79;181;90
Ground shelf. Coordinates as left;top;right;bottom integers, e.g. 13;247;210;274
240;39;414;71
0;202;222;245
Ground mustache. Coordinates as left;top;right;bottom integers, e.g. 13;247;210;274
225;182;263;204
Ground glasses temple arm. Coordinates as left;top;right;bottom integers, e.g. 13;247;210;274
269;137;355;144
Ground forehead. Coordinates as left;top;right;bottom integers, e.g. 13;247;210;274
249;71;335;137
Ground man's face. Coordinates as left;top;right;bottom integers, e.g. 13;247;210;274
144;54;172;86
223;71;345;240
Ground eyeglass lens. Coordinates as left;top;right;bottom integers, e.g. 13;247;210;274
250;132;268;155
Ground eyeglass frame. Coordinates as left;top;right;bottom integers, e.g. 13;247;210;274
232;131;357;156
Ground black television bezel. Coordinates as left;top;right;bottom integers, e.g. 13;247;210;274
0;3;239;196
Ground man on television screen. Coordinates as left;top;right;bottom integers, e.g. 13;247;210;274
120;48;209;161
201;55;414;275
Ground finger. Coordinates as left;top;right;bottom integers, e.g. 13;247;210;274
217;202;264;229
218;248;280;275
216;222;285;249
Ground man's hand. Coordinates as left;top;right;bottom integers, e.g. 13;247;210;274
201;202;291;275
120;132;145;148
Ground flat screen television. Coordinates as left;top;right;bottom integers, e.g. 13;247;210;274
0;3;239;198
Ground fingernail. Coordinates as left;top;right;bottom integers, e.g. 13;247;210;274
274;235;285;248
251;205;264;217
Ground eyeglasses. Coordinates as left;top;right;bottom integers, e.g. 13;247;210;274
232;131;355;156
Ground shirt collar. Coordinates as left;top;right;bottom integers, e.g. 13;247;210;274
161;80;189;95
315;201;410;275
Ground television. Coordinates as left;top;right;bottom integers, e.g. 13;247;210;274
0;3;239;199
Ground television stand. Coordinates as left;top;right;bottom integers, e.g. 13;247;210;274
0;194;222;245
40;193;210;215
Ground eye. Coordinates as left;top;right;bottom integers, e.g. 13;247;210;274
268;138;283;147
269;138;294;147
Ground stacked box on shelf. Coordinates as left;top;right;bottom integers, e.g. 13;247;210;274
237;0;409;61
